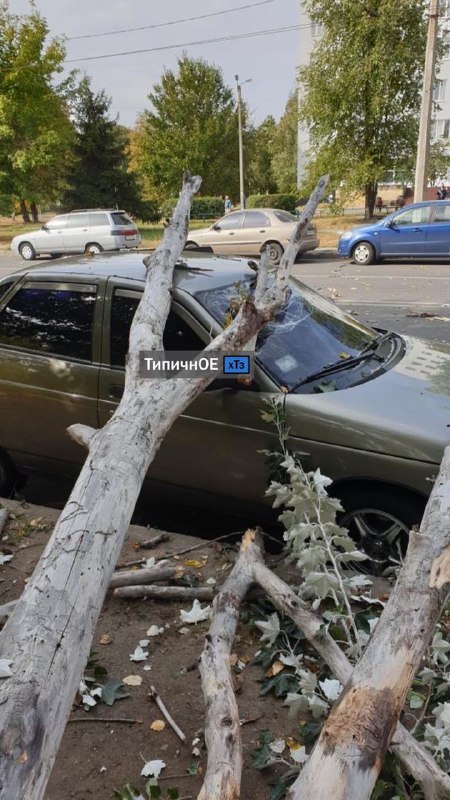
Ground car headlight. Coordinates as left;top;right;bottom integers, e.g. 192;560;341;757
339;231;352;240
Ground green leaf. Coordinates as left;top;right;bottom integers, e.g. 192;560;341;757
408;691;425;710
186;762;201;775
167;790;179;800
114;785;143;800
101;678;129;706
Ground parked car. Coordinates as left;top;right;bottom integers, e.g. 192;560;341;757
11;209;141;261
0;252;449;570
186;208;319;265
338;200;450;264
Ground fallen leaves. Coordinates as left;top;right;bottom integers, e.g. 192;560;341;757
99;634;112;646
123;675;142;687
129;645;149;663
150;719;165;732
179;599;211;624
0;553;13;566
140;759;166;778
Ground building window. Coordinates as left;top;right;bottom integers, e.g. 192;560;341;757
434;80;446;101
432;118;450;140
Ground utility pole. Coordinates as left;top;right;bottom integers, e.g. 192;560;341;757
414;0;439;202
235;75;251;209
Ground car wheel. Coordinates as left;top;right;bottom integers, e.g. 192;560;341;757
266;242;284;265
19;242;36;261
85;243;103;255
334;486;425;574
184;241;199;250
352;241;375;265
0;450;19;497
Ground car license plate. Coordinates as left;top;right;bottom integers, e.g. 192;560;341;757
125;235;135;240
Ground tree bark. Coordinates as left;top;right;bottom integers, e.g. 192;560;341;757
0;172;329;800
30;202;39;223
287;445;450;800
197;529;262;800
114;585;214;601
19;199;30;224
364;181;377;219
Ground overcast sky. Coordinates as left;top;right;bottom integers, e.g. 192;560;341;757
12;0;301;128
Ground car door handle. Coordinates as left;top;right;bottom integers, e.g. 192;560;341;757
228;232;235;235
412;227;422;232
259;229;266;233
108;384;124;400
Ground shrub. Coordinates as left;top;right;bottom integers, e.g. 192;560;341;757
160;196;224;221
247;194;298;213
137;199;160;223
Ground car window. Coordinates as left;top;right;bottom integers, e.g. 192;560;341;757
242;211;270;228
0;280;14;303
110;291;205;367
0;284;96;361
432;204;450;223
66;213;90;229
393;206;432;226
274;210;298;223
89;212;109;226
215;212;244;230
111;212;134;226
46;215;68;230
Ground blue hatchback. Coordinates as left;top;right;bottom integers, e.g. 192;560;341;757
337;201;450;264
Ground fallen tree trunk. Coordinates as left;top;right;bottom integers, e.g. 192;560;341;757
197;529;262;800
287;445;450;800
0;172;330;800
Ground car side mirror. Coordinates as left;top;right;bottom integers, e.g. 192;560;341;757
41;224;48;231
212;223;221;231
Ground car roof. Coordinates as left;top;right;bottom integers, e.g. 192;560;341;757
6;251;256;294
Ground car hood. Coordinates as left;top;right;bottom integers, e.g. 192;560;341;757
287;336;450;463
189;226;215;239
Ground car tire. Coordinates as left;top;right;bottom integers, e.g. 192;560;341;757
0;449;19;497
19;242;36;261
85;243;103;255
333;485;425;574
184;242;199;250
351;241;376;265
266;241;284;266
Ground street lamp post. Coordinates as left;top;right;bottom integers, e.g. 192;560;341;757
235;75;251;210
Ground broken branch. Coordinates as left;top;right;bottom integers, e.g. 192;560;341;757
148;685;186;742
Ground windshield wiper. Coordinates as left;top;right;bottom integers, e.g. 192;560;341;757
288;332;393;392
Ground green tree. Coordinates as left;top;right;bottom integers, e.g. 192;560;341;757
62;78;143;216
272;93;298;193
299;0;441;217
0;1;74;221
139;54;241;198
247;115;277;195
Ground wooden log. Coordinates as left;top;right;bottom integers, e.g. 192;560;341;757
113;585;213;600
0;173;329;800
285;446;450;800
139;532;171;549
196;529;263;800
253;561;450;800
109;564;179;588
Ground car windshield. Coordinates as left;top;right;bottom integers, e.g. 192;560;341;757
194;277;376;388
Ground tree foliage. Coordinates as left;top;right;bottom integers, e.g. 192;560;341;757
299;0;439;217
247;115;277;195
138;55;241;198
271;93;298;193
0;1;74;219
62;78;144;216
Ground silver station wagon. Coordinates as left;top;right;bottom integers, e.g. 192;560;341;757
11;209;141;260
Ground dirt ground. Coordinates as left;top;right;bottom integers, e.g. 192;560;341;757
0;498;301;800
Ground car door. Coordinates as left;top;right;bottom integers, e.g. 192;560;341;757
426;202;450;256
97;279;282;506
64;213;91;253
35;215;68;254
236;210;272;255
0;278;101;474
205;212;246;254
377;204;432;257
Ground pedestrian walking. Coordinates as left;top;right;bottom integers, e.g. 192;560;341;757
224;195;232;214
375;196;383;213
